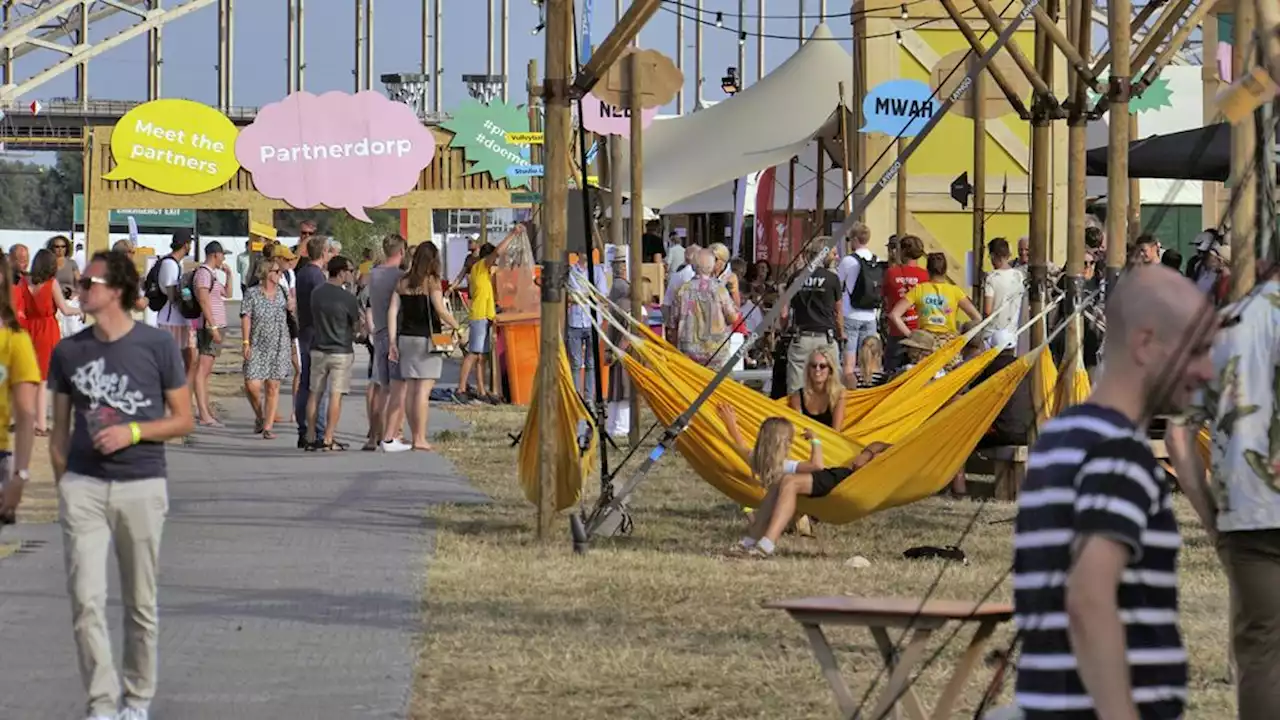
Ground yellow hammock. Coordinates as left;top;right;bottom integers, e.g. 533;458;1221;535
518;343;598;511
767;334;971;431
1035;347;1093;420
629;327;994;447
622;343;1035;524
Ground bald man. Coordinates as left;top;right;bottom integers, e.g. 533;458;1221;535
1013;264;1217;720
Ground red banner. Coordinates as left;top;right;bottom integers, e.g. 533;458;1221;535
754;166;776;263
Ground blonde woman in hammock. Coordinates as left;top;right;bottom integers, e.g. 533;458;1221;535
717;403;892;557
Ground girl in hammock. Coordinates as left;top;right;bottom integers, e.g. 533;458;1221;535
716;403;889;556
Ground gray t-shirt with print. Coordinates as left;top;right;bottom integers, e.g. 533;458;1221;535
368;264;402;335
49;323;187;481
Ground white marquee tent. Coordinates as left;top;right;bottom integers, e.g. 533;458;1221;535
612;24;854;211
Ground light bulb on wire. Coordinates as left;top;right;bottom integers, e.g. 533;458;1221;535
895;30;903;45
901;3;909;19
739;31;746;45
715;11;723;27
532;22;544;35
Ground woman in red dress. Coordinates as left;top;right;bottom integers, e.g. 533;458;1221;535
24;249;80;435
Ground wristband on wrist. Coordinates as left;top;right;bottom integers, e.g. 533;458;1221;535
128;422;142;446
810;438;822;446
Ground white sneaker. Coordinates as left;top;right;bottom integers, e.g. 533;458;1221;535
119;707;149;720
380;439;412;453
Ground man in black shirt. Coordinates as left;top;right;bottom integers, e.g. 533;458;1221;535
304;256;362;451
641;220;665;263
975;350;1034;446
784;239;844;394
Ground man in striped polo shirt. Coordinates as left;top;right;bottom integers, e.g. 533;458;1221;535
1013;265;1217;719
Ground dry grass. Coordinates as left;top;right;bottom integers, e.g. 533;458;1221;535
417;405;1235;720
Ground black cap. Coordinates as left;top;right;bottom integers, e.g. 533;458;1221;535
171;228;194;250
204;240;225;256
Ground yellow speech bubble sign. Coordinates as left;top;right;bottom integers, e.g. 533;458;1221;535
102;99;241;195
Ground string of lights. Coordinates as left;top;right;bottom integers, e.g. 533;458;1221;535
659;0;931;20
658;3;952;43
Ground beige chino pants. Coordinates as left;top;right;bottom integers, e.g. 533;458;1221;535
58;473;169;717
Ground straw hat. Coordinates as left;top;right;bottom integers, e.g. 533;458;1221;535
900;329;937;352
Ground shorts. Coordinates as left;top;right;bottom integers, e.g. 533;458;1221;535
786;332;838;395
809;467;854;499
308;351;355;395
467;319;493;354
397;336;444;380
372;330;403;386
196;326;221;357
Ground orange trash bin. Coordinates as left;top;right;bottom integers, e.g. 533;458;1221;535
495;311;541;406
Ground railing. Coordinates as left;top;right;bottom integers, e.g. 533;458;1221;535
0;98;454;124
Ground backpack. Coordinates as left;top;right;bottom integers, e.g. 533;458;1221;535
143;256;179;312
177;266;207;320
849;255;886;310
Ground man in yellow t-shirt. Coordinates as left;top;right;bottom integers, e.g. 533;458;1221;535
0;326;44;521
455;225;525;403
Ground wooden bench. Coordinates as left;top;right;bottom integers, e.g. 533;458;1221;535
765;596;1014;720
966;440;1172;501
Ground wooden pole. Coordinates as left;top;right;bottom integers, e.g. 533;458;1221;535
1128;112;1141;240
851;4;866;221
1104;0;1132;284
528;61;543;212
1260;0;1280;81
1230;0;1258;300
971;55;987;304
1027;0;1054;350
1063;0;1091;405
839;81;852;216
537;0;572;541
629;54;645;446
896;138;908;238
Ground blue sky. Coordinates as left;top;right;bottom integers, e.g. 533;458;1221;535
11;0;861;112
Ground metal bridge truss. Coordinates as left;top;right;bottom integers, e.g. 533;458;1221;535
0;0;215;106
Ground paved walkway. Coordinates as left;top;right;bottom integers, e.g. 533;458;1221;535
0;371;485;719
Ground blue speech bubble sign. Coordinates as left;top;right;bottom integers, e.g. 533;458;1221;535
860;79;937;138
507;164;545;178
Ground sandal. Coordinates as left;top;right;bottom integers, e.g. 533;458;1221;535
321;440;349;452
34;428;49;437
254;418;265;434
262;429;277;440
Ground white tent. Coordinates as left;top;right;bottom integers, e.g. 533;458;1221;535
656;145;851;216
614;24;853;209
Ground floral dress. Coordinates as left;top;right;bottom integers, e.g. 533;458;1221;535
240;285;292;381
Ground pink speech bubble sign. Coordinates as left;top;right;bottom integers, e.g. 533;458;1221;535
579;92;658;137
235;91;437;222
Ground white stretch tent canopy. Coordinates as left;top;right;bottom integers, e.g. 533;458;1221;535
614;24;852;209
657;146;850;216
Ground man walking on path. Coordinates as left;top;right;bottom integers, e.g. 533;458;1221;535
1013;265;1215;720
294;235;334;448
1172;264;1280;717
305;256;362;452
192;241;231;427
836;222;881;388
154;230;194;375
367;234;410;452
49;250;194;720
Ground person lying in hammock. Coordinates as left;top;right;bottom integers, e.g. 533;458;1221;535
716;403;891;557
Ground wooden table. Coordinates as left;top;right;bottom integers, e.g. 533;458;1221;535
765;596;1014;720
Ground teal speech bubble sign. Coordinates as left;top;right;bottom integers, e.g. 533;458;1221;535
860;79;937;138
441;98;534;188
